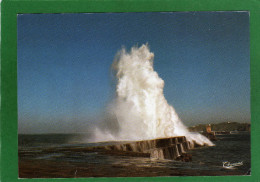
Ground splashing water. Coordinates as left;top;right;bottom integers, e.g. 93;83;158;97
93;44;213;146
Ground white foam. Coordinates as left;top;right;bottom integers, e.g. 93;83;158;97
92;44;214;146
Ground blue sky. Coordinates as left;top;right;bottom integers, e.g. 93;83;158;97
18;12;250;133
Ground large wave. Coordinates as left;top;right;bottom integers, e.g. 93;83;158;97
91;44;213;146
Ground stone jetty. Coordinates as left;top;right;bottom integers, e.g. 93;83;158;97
89;136;193;161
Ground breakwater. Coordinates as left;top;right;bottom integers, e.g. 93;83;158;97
90;136;193;161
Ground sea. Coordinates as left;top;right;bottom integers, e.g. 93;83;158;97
18;132;251;178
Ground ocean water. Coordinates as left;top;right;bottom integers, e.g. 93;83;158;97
18;133;250;177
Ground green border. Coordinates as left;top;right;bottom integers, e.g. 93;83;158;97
1;0;259;181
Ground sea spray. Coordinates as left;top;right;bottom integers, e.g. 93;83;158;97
92;44;213;146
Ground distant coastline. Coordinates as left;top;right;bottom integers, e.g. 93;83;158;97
188;122;251;132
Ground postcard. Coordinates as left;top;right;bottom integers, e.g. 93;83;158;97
17;12;250;178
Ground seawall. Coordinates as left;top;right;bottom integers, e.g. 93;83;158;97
90;136;193;161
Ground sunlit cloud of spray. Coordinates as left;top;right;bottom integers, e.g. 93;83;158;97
91;44;214;146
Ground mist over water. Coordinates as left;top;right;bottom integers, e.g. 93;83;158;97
91;44;213;146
